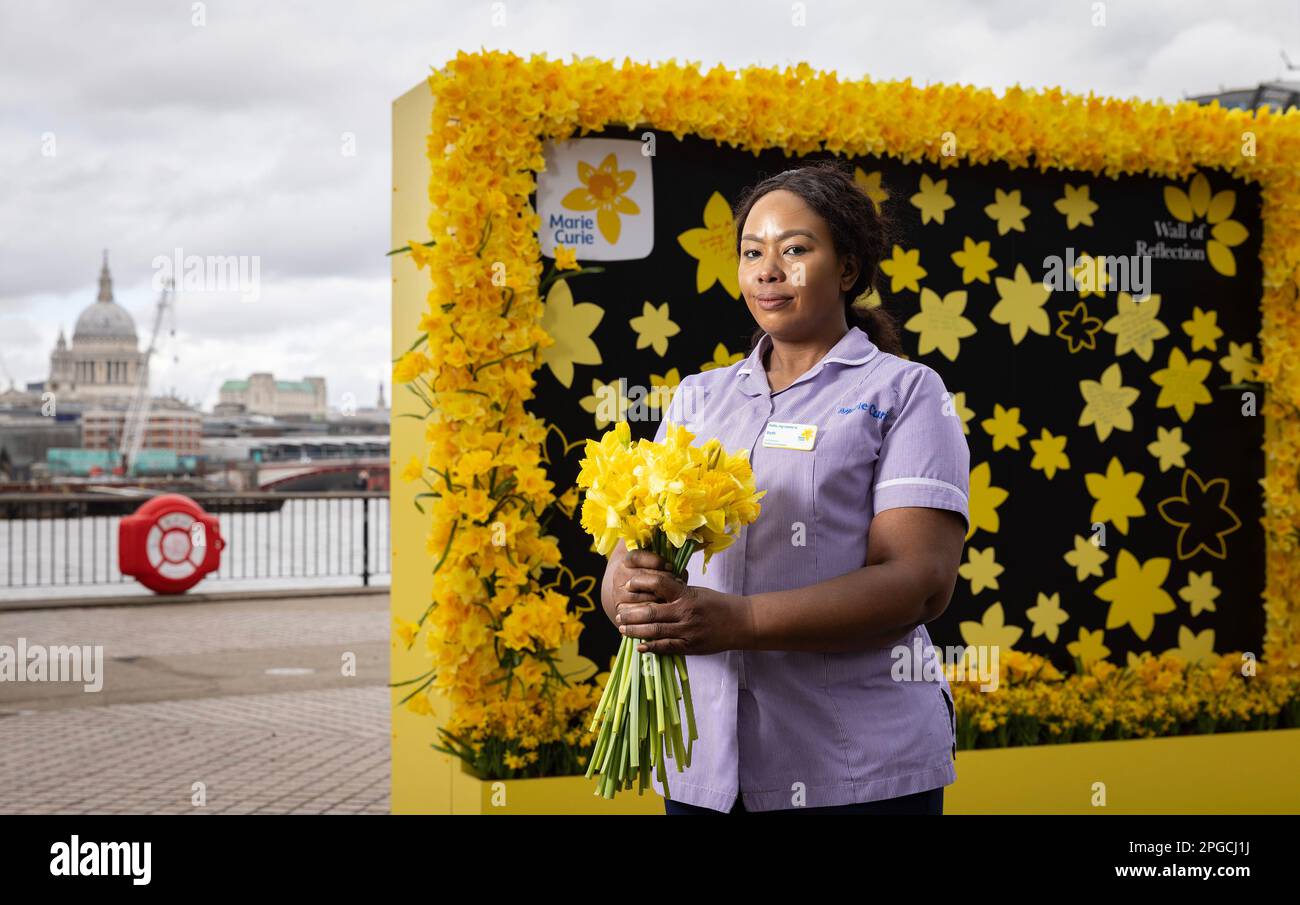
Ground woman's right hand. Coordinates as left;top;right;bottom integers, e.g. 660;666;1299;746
600;541;688;627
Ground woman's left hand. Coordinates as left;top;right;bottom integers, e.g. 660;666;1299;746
616;586;755;656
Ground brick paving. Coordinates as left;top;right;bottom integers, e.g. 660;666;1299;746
0;593;391;814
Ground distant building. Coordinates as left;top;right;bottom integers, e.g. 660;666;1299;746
1188;80;1300;113
0;417;81;481
47;252;148;403
0;251;203;479
81;399;202;455
217;373;327;419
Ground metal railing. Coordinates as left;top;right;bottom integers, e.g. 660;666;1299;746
0;492;390;591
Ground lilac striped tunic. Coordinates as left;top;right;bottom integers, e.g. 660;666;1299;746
648;326;971;812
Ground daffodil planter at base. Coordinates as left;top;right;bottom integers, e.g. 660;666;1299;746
944;727;1300;814
442;727;1300;814
450;758;665;814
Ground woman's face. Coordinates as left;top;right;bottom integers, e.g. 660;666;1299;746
738;189;858;343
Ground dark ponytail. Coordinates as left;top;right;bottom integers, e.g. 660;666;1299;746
733;158;905;357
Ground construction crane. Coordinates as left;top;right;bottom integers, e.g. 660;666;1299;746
0;349;16;391
117;278;176;475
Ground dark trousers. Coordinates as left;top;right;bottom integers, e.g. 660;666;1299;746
664;786;943;814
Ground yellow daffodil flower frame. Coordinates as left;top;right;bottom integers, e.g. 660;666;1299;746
396;51;1300;772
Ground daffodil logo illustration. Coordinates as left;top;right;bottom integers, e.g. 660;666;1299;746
561;152;641;245
1163;172;1249;277
678;191;740;298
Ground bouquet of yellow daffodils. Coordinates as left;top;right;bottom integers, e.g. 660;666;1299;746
576;420;765;799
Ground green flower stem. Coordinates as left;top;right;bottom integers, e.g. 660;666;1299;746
652;648;666;738
629;644;642;768
584;533;702;800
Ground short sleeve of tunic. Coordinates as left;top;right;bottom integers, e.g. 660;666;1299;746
872;364;971;533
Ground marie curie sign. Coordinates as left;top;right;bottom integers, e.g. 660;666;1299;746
536;138;654;261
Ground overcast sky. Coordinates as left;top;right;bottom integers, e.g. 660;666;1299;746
1;0;1295;412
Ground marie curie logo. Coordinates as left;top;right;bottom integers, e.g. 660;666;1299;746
537;138;654;261
838;401;892;420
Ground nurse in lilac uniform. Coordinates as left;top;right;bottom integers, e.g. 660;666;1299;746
600;160;970;814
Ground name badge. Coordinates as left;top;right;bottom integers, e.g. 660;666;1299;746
762;421;818;451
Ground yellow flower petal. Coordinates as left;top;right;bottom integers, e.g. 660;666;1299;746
1211;220;1248;248
1205;190;1236;225
1163;186;1192;222
1188;173;1211;217
1206;240;1236;277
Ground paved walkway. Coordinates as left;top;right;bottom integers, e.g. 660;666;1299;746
0;592;390;814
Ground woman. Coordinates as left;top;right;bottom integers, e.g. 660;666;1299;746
599;159;971;815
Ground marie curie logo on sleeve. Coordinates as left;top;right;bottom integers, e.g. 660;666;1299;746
537;138;654;261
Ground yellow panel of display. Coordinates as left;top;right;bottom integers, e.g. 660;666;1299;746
439;729;1300;815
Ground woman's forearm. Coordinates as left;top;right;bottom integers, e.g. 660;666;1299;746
745;559;937;653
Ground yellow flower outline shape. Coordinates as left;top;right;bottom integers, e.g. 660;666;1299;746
1156;468;1242;561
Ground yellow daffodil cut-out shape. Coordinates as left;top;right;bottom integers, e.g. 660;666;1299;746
1163;172;1248;277
910;174;955;225
1071;252;1109;298
880;246;926;293
966;461;1008;540
1104;292;1169;361
903;288;975;361
561;152;640;245
629;301;680;356
1179;571;1220;617
984;188;1029;235
1150;346;1212;422
1064;534;1108;581
1148;426;1190;472
1170;626;1217;665
990;263;1052;344
854;168;889;210
1078;362;1139;442
1026;592;1069;643
539;278;603;388
1054;183;1098;229
1182;307;1223;352
1067;628;1111;669
1085;456;1146;535
958;546;1004;594
1094;549;1175;641
678;191;740;298
701;342;744;371
1219;341;1260;385
958;601;1023;656
1029;428;1070;479
950;237;997;284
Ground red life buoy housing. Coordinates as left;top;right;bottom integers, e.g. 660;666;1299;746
119;494;225;593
